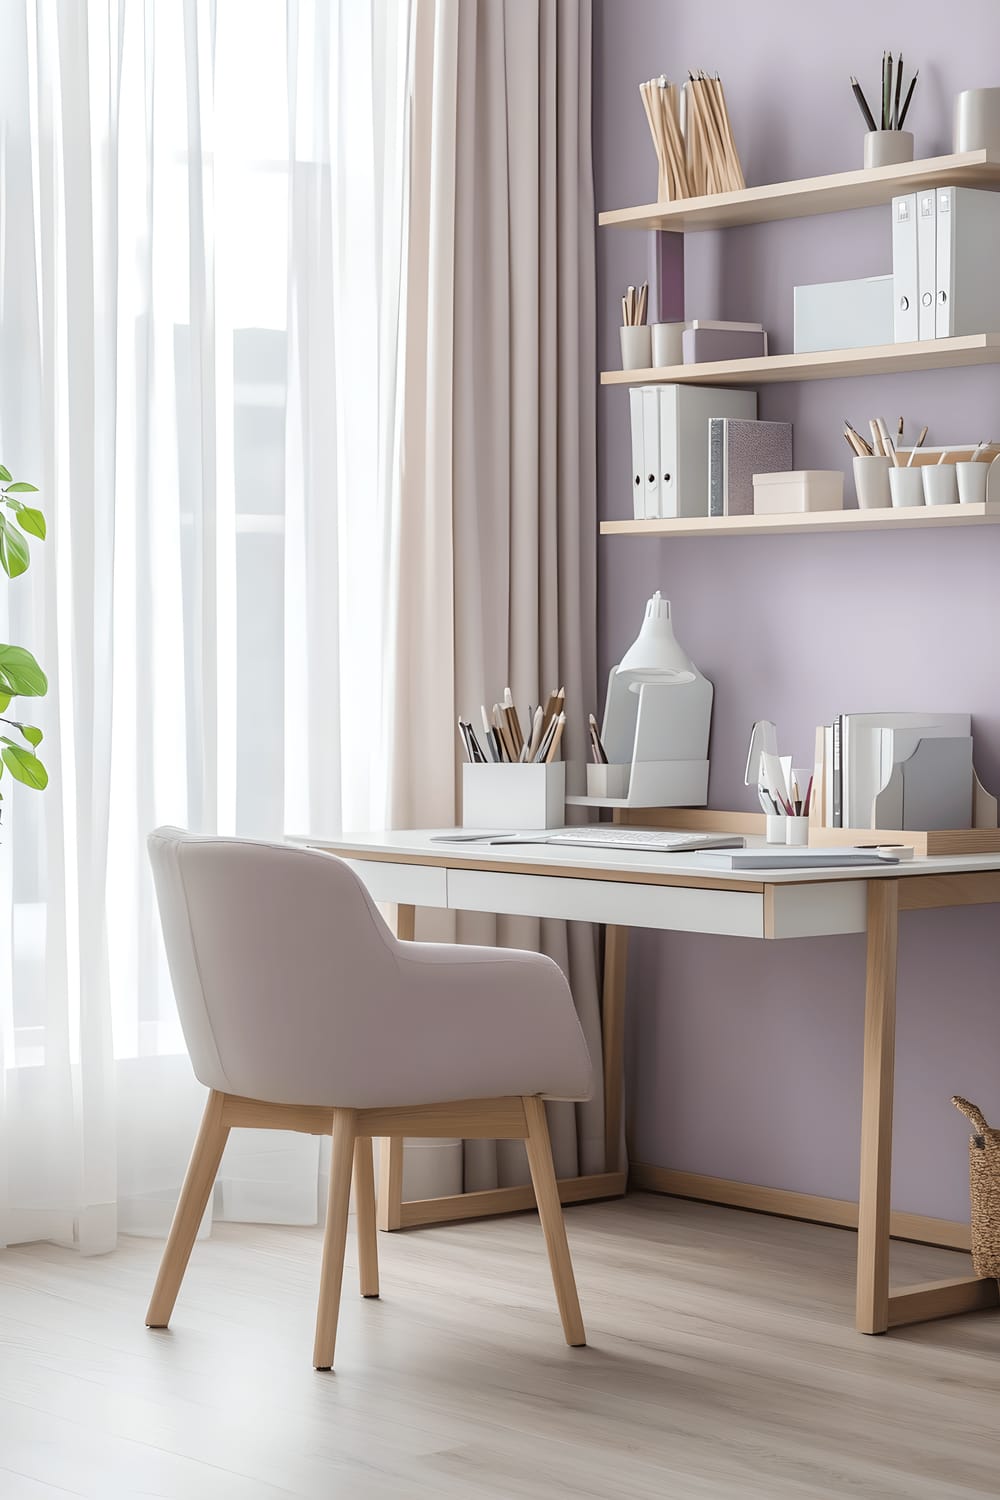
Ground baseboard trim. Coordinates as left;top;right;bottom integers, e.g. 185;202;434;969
398;1170;628;1229
629;1163;971;1253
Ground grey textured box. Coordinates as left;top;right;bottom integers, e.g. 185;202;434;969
709;419;793;516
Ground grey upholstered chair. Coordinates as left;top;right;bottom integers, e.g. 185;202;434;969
145;828;593;1369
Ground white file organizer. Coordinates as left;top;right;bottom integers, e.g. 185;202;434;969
570;594;714;810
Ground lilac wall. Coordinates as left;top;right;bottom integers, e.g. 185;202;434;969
594;0;1000;1219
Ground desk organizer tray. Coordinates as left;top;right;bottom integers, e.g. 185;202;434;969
807;734;1000;856
809;825;1000;857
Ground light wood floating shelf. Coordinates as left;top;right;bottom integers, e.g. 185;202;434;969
601;333;1000;388
600;502;1000;539
598;149;1000;233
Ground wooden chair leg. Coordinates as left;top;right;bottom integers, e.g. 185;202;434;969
146;1090;230;1328
313;1107;358;1370
522;1095;586;1347
353;1136;379;1297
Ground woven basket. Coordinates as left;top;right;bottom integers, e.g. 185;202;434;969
953;1096;1000;1278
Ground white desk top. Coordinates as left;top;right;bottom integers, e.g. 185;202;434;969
300;828;1000;889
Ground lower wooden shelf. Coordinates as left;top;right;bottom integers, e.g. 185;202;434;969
600;332;1000;387
600;501;1000;539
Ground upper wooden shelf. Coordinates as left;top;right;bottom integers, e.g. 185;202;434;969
598;149;1000;233
600;501;1000;539
600;333;1000;388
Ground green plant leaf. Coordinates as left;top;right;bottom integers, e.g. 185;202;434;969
0;645;48;697
6;482;38;493
20;725;42;747
0;466;12;483
0;514;29;577
2;744;47;789
0;693;9;713
14;507;45;540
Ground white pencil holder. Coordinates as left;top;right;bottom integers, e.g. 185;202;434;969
956;462;989;505
853;454;892;510
863;130;913;169
888;467;925;508
785;815;809;847
462;761;565;831
586;763;631;799
619;325;651;371
765;814;787;844
922;465;959;507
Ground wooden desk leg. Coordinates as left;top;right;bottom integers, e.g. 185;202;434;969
602;926;629;1173
377;903;415;1231
856;879;899;1334
393;904;416;943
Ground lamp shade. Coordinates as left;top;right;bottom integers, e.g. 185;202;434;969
616;592;697;685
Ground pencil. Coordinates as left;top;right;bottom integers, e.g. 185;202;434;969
898;70;918;129
893;54;904;130
844;418;873;455
905;425;928;466
882;52;890;131
850;77;878;133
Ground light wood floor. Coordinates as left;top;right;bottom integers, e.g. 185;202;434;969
1;1193;999;1499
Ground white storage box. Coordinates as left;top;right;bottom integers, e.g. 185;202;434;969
462;761;565;830
793;274;894;353
753;469;844;515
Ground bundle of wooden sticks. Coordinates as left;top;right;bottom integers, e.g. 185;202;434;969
640;71;745;203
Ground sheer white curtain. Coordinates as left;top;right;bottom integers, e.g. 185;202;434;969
0;0;411;1252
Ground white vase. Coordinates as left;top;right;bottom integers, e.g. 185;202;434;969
954;87;1000;154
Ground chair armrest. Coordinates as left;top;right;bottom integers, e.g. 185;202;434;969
378;941;593;1107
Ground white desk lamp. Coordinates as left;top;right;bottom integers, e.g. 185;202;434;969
597;592;713;806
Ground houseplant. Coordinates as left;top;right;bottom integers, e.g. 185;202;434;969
0;464;48;828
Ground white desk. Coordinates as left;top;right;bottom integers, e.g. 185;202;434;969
303;815;1000;1336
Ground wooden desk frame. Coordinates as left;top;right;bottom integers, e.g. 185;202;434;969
311;820;1000;1337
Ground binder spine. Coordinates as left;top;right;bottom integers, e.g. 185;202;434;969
916;189;937;341
891;193;918;342
935;188;953;338
629;389;644;519
641;386;661;519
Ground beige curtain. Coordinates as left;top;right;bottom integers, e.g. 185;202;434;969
392;0;603;1189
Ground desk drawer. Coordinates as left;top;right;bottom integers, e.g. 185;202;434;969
344;860;447;909
446;869;764;937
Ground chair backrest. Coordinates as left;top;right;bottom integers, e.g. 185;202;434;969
147;827;402;1103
